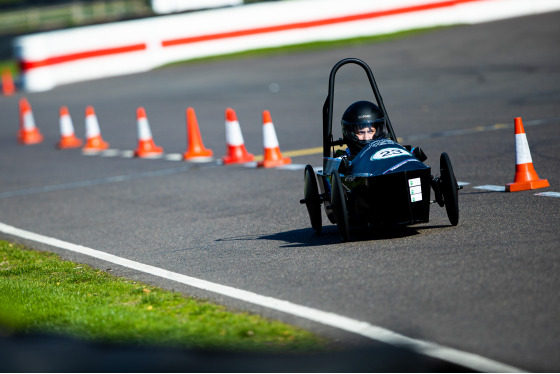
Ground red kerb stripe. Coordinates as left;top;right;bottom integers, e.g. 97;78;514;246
20;43;147;71
161;0;483;47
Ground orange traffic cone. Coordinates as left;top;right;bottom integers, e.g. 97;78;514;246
83;106;109;152
222;108;254;164
134;107;163;158
505;117;549;192
56;106;83;149
17;97;43;145
257;110;291;168
183;107;213;161
2;68;15;96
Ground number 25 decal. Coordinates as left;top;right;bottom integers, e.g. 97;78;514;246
371;147;410;160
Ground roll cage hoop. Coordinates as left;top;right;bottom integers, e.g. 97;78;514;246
322;58;397;159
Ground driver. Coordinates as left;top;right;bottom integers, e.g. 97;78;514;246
337;100;427;162
340;100;386;157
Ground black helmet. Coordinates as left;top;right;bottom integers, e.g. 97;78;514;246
341;101;385;154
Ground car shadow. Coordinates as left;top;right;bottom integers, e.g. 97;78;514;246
256;224;447;247
216;228;342;247
216;224;452;248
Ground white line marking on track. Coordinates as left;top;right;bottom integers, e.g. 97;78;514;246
121;150;135;158
0;221;524;373
242;161;258;168
276;163;305;170
474;185;506;192
101;149;122;157
82;150;102;156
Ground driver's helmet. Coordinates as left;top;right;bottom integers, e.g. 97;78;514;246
341;101;385;154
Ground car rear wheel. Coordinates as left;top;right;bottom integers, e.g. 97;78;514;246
303;165;322;234
440;152;459;226
331;170;350;241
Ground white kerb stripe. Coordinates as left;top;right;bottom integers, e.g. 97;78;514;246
23;112;36;131
262;122;279;148
59;114;75;137
515;133;533;165
85;114;101;138
0;221;524;373
225;120;245;146
137;118;153;141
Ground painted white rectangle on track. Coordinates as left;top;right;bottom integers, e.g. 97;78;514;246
535;191;560;198
0;221;523;373
100;149;123;157
165;153;184;161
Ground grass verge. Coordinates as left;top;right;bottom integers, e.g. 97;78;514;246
0;240;327;351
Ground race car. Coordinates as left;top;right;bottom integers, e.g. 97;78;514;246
300;58;460;241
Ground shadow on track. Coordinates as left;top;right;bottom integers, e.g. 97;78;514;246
218;224;451;248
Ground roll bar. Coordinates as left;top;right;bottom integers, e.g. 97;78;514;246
322;58;397;159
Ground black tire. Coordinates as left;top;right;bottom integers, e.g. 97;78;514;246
331;170;350;241
440;153;459;226
304;165;322;234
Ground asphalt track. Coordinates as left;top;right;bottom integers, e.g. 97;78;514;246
1;11;559;372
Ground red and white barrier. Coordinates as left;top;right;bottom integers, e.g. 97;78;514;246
151;0;243;14
14;0;560;92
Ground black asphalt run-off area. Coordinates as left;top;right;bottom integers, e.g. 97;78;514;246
1;11;559;372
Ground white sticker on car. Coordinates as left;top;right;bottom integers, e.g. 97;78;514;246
410;193;422;202
408;177;421;187
409;186;422;195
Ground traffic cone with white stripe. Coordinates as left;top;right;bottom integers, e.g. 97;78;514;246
183;107;213;161
505;117;549;192
134;107;163;158
222;108;254;164
57;106;83;149
17;97;43;145
83;106;109;152
257;110;291;168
